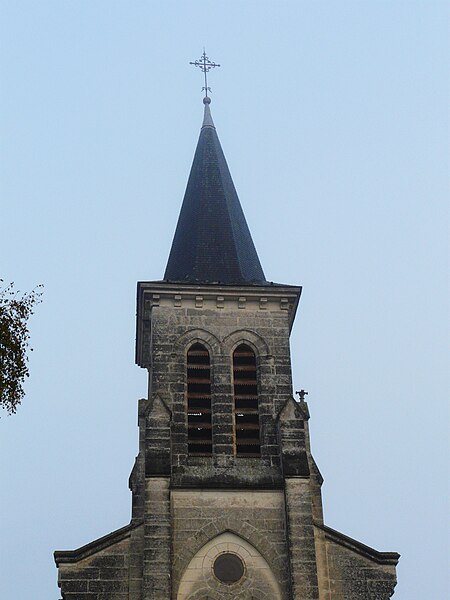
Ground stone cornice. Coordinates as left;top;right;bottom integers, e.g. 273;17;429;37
136;281;301;367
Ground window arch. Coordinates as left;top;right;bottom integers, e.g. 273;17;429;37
177;531;283;600
233;344;261;456
187;343;212;455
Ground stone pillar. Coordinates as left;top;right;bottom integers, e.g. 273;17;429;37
143;477;171;599
284;478;320;599
128;525;144;600
313;525;331;600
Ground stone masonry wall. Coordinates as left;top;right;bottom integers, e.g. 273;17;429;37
325;538;398;599
57;537;130;600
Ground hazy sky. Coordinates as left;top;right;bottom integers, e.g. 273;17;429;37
1;2;448;599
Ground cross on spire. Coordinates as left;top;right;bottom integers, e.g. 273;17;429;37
190;49;220;98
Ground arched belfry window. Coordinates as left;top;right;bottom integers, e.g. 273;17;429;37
187;343;212;455
233;344;261;456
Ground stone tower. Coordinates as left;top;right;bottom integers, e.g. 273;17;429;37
55;97;399;599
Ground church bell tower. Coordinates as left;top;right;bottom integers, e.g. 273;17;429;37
55;92;399;599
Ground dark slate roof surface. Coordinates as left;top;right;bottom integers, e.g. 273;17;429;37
164;101;266;285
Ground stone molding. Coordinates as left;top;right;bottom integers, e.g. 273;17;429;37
173;327;222;356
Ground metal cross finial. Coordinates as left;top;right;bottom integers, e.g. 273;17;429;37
190;49;220;97
296;389;309;402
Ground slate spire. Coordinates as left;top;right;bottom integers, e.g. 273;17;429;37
164;97;266;285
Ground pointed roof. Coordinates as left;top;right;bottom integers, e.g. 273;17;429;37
164;98;266;285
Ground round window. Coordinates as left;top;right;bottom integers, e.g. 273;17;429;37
213;553;245;584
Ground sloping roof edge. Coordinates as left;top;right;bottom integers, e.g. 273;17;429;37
54;521;143;565
316;523;400;565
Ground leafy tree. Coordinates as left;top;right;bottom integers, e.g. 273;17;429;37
0;281;43;414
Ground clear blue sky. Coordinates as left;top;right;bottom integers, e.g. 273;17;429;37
1;2;448;598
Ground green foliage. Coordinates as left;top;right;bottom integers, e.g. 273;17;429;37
0;281;43;415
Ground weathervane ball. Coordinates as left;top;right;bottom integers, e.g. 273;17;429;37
203;96;211;104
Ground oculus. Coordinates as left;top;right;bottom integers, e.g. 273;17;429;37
213;553;245;584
